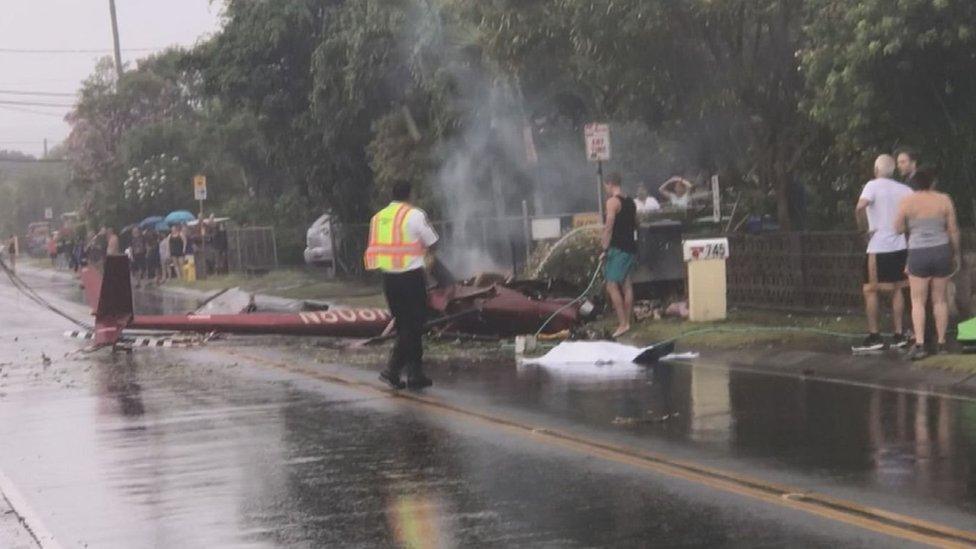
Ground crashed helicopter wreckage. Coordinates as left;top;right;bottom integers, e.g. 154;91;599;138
76;256;592;349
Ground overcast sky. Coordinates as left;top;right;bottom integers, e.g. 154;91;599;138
0;0;222;157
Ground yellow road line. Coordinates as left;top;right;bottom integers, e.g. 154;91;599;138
221;348;976;548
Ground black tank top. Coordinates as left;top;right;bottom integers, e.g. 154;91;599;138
610;195;637;254
169;235;185;257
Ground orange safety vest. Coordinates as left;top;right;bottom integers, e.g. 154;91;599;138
363;202;427;271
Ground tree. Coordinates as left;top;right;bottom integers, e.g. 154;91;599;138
65;52;198;227
466;0;832;229
0;155;73;237
803;0;976;225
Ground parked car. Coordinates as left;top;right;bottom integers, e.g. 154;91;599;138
304;214;335;273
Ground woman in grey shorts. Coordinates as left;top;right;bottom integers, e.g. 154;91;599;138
895;168;961;359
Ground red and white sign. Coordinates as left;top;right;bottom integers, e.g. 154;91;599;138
584;123;611;162
683;238;730;262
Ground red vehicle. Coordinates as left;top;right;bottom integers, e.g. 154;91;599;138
81;257;583;349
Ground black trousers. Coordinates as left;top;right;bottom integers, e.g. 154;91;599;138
383;269;428;379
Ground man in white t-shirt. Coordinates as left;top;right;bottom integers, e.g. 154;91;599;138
634;184;661;214
854;154;914;351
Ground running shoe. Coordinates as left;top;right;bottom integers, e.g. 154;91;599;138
906;345;929;361
853;333;885;352
379;370;406;390
890;333;909;349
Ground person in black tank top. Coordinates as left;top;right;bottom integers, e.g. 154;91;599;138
610;195;638;254
167;224;187;280
601;173;639;338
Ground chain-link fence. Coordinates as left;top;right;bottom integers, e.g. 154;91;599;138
227;226;278;274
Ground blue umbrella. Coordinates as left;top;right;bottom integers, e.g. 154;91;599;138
154;221;170;232
139;215;164;229
164;210;196;226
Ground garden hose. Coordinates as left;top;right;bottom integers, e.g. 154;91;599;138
533;256;605;338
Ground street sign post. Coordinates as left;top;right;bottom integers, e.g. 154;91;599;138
584;123;611;217
193;175;207;201
193;175;208;279
711;175;721;223
584;123;611;162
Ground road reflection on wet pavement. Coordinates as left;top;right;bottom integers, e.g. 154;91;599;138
428;355;976;515
1;273;973;547
2;349;880;547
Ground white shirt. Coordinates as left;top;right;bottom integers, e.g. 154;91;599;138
859;178;913;253
390;202;439;273
635;196;661;213
669;193;690;209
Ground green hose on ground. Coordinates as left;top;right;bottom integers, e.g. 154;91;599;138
532;256;605;339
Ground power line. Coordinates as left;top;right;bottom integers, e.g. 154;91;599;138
0;99;74;108
0;105;67;118
0;157;68;164
0;89;76;98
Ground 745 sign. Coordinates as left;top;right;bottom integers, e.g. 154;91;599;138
682;238;730;262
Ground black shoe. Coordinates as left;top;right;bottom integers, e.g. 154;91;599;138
853;333;885;352
906;345;929;361
890;333;909;349
379;370;406;390
406;375;433;391
936;343;949;355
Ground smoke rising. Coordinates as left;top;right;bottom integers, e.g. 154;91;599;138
408;3;698;277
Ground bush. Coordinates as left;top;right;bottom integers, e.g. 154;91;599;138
531;225;603;289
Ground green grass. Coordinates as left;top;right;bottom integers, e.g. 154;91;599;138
909;352;976;373
608;309;865;351
608;309;976;373
172;268;384;307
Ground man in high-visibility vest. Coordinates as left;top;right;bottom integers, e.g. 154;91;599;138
365;181;439;390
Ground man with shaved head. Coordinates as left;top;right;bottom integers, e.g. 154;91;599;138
854;154;914;352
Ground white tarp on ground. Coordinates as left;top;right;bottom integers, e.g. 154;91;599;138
519;341;698;380
524;341;650;366
521;341;698;367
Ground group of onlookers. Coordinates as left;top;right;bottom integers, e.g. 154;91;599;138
43;224;192;285
632;176;698;215
857;148;962;360
127;224;192;287
39;218;229;285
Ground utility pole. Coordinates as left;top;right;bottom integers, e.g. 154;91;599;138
108;0;123;77
43;139;47;158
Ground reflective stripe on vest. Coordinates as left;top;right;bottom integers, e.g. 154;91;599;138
363;203;426;271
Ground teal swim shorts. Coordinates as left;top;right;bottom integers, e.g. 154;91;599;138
604;247;636;283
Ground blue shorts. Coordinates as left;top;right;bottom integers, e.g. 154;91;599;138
604;247;636;283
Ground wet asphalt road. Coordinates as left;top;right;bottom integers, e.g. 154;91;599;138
1;272;975;547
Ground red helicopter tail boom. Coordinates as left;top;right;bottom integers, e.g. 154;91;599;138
80;256;134;347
